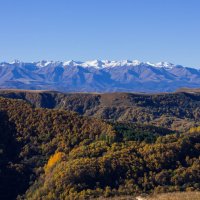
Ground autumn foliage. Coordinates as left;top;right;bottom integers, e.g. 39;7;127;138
0;96;199;199
44;152;65;173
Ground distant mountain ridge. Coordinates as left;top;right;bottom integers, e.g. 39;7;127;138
0;60;200;92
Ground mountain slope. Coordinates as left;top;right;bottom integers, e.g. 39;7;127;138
1;60;200;92
1;89;200;132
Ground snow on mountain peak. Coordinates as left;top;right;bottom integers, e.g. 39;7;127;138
146;62;156;67
79;60;143;68
82;60;105;68
9;60;21;65
36;60;61;67
155;62;175;69
36;60;53;67
132;60;141;65
1;60;179;70
63;60;78;67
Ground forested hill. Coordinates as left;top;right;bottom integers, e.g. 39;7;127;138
0;97;115;199
0;97;200;199
1;89;200;131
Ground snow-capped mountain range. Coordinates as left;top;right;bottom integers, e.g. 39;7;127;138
0;60;200;92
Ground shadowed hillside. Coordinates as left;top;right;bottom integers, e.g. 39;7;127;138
0;97;115;199
1;89;200;131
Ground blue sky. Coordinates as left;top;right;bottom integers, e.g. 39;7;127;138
0;0;200;66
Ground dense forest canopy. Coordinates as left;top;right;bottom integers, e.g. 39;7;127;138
0;91;199;199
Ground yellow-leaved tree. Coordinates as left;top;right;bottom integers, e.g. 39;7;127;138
44;152;65;173
189;126;200;133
